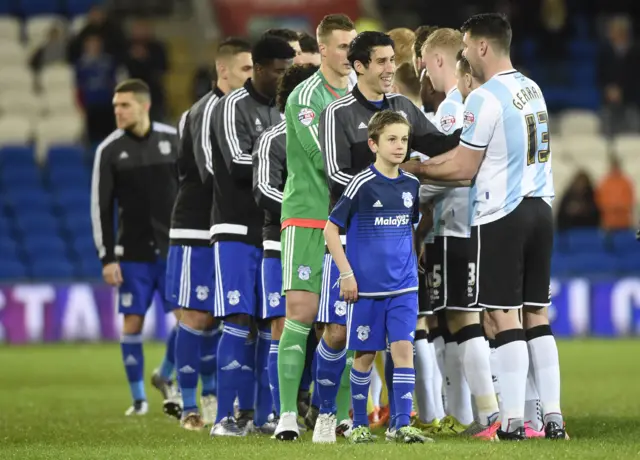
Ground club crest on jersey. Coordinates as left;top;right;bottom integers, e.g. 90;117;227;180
357;325;370;341
298;108;315;126
402;192;414;208
298;265;311;281
463;111;475;129
227;290;241;306
334;300;347;317
158;140;172;155
120;292;133;307
196;285;209;301
440;115;456;132
255;117;264;133
268;292;281;308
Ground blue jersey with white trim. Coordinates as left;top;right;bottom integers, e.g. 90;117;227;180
460;70;555;226
329;165;420;298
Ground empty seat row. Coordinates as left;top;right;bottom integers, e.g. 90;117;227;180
0;0;100;17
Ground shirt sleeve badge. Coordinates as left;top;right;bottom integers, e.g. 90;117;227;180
297;108;315;126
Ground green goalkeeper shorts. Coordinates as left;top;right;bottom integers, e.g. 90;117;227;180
281;226;326;295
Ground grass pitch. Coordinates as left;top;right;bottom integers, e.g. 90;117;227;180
1;340;639;459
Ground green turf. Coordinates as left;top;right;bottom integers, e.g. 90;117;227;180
1;340;639;459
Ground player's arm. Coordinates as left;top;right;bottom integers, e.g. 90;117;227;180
90;142;116;266
320;104;359;198
287;97;324;166
406;101;461;158
419;91;497;181
324;191;358;301
212;93;253;182
252;131;284;215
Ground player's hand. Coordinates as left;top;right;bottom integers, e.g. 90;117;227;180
340;276;358;303
103;262;123;287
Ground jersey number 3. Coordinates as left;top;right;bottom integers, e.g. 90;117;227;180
525;111;549;166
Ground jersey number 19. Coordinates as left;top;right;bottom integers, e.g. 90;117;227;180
525;111;549;166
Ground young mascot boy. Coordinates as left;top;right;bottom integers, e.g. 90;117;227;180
323;110;428;444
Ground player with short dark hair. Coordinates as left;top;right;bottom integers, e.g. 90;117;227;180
275;13;357;442
324;109;426;444
298;32;321;66
91;78;179;417
264;28;302;62
202;35;295;437
164;37;252;430
314;30;460;442
252;63;320;428
420;13;566;441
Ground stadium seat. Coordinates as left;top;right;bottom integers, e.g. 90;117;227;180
48;167;90;191
47;145;85;165
31;259;76;279
71;235;95;258
0;145;36;167
565;228;605;253
41;89;80;116
551;253;572;277
0;235;19;259
77;256;102;279
0;116;33;146
66;0;98;16
14;212;60;236
558;110;600;136
0;67;34;95
0;259;28;279
5;189;52;213
64;209;92;234
564;253;619;275
0;16;21;41
618;256;640;273
0;91;41;122
0;216;12;236
0;40;28;66
54;189;90;212
35;114;83;164
40;64;75;92
23;233;67;255
609;230;640;255
1;166;42;190
19;1;62;17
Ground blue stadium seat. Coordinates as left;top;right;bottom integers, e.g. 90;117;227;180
0;259;28;279
18;0;62;16
0;1;16;14
618;256;640;274
78;256;102;279
568;40;598;59
1;167;42;190
5;189;52;213
47;145;85;166
0;235;19;259
0;216;12;237
566;228;605;253
64;210;92;235
553;231;570;253
551;254;572;277
71;235;95;258
14;212;60;236
609;230;639;255
54;190;90;212
48;166;90;189
23;234;67;257
0;146;36;168
564;253;619;275
31;259;76;279
66;0;100;16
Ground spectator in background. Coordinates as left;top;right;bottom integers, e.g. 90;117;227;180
30;21;67;74
596;156;634;230
298;32;321;66
598;15;640;135
124;20;169;122
387;27;415;65
68;5;125;63
75;34;118;146
392;62;421;107
557;170;601;231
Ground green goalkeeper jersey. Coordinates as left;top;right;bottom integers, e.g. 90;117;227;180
281;70;348;229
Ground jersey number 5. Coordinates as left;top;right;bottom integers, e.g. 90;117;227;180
525;111;549;166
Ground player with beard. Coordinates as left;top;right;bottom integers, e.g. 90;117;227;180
419;13;566;441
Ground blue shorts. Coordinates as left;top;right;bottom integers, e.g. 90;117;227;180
213;241;261;318
119;259;176;315
165;245;215;312
346;292;418;352
316;254;347;325
258;256;285;319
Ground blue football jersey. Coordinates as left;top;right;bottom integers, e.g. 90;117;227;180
329;165;420;297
